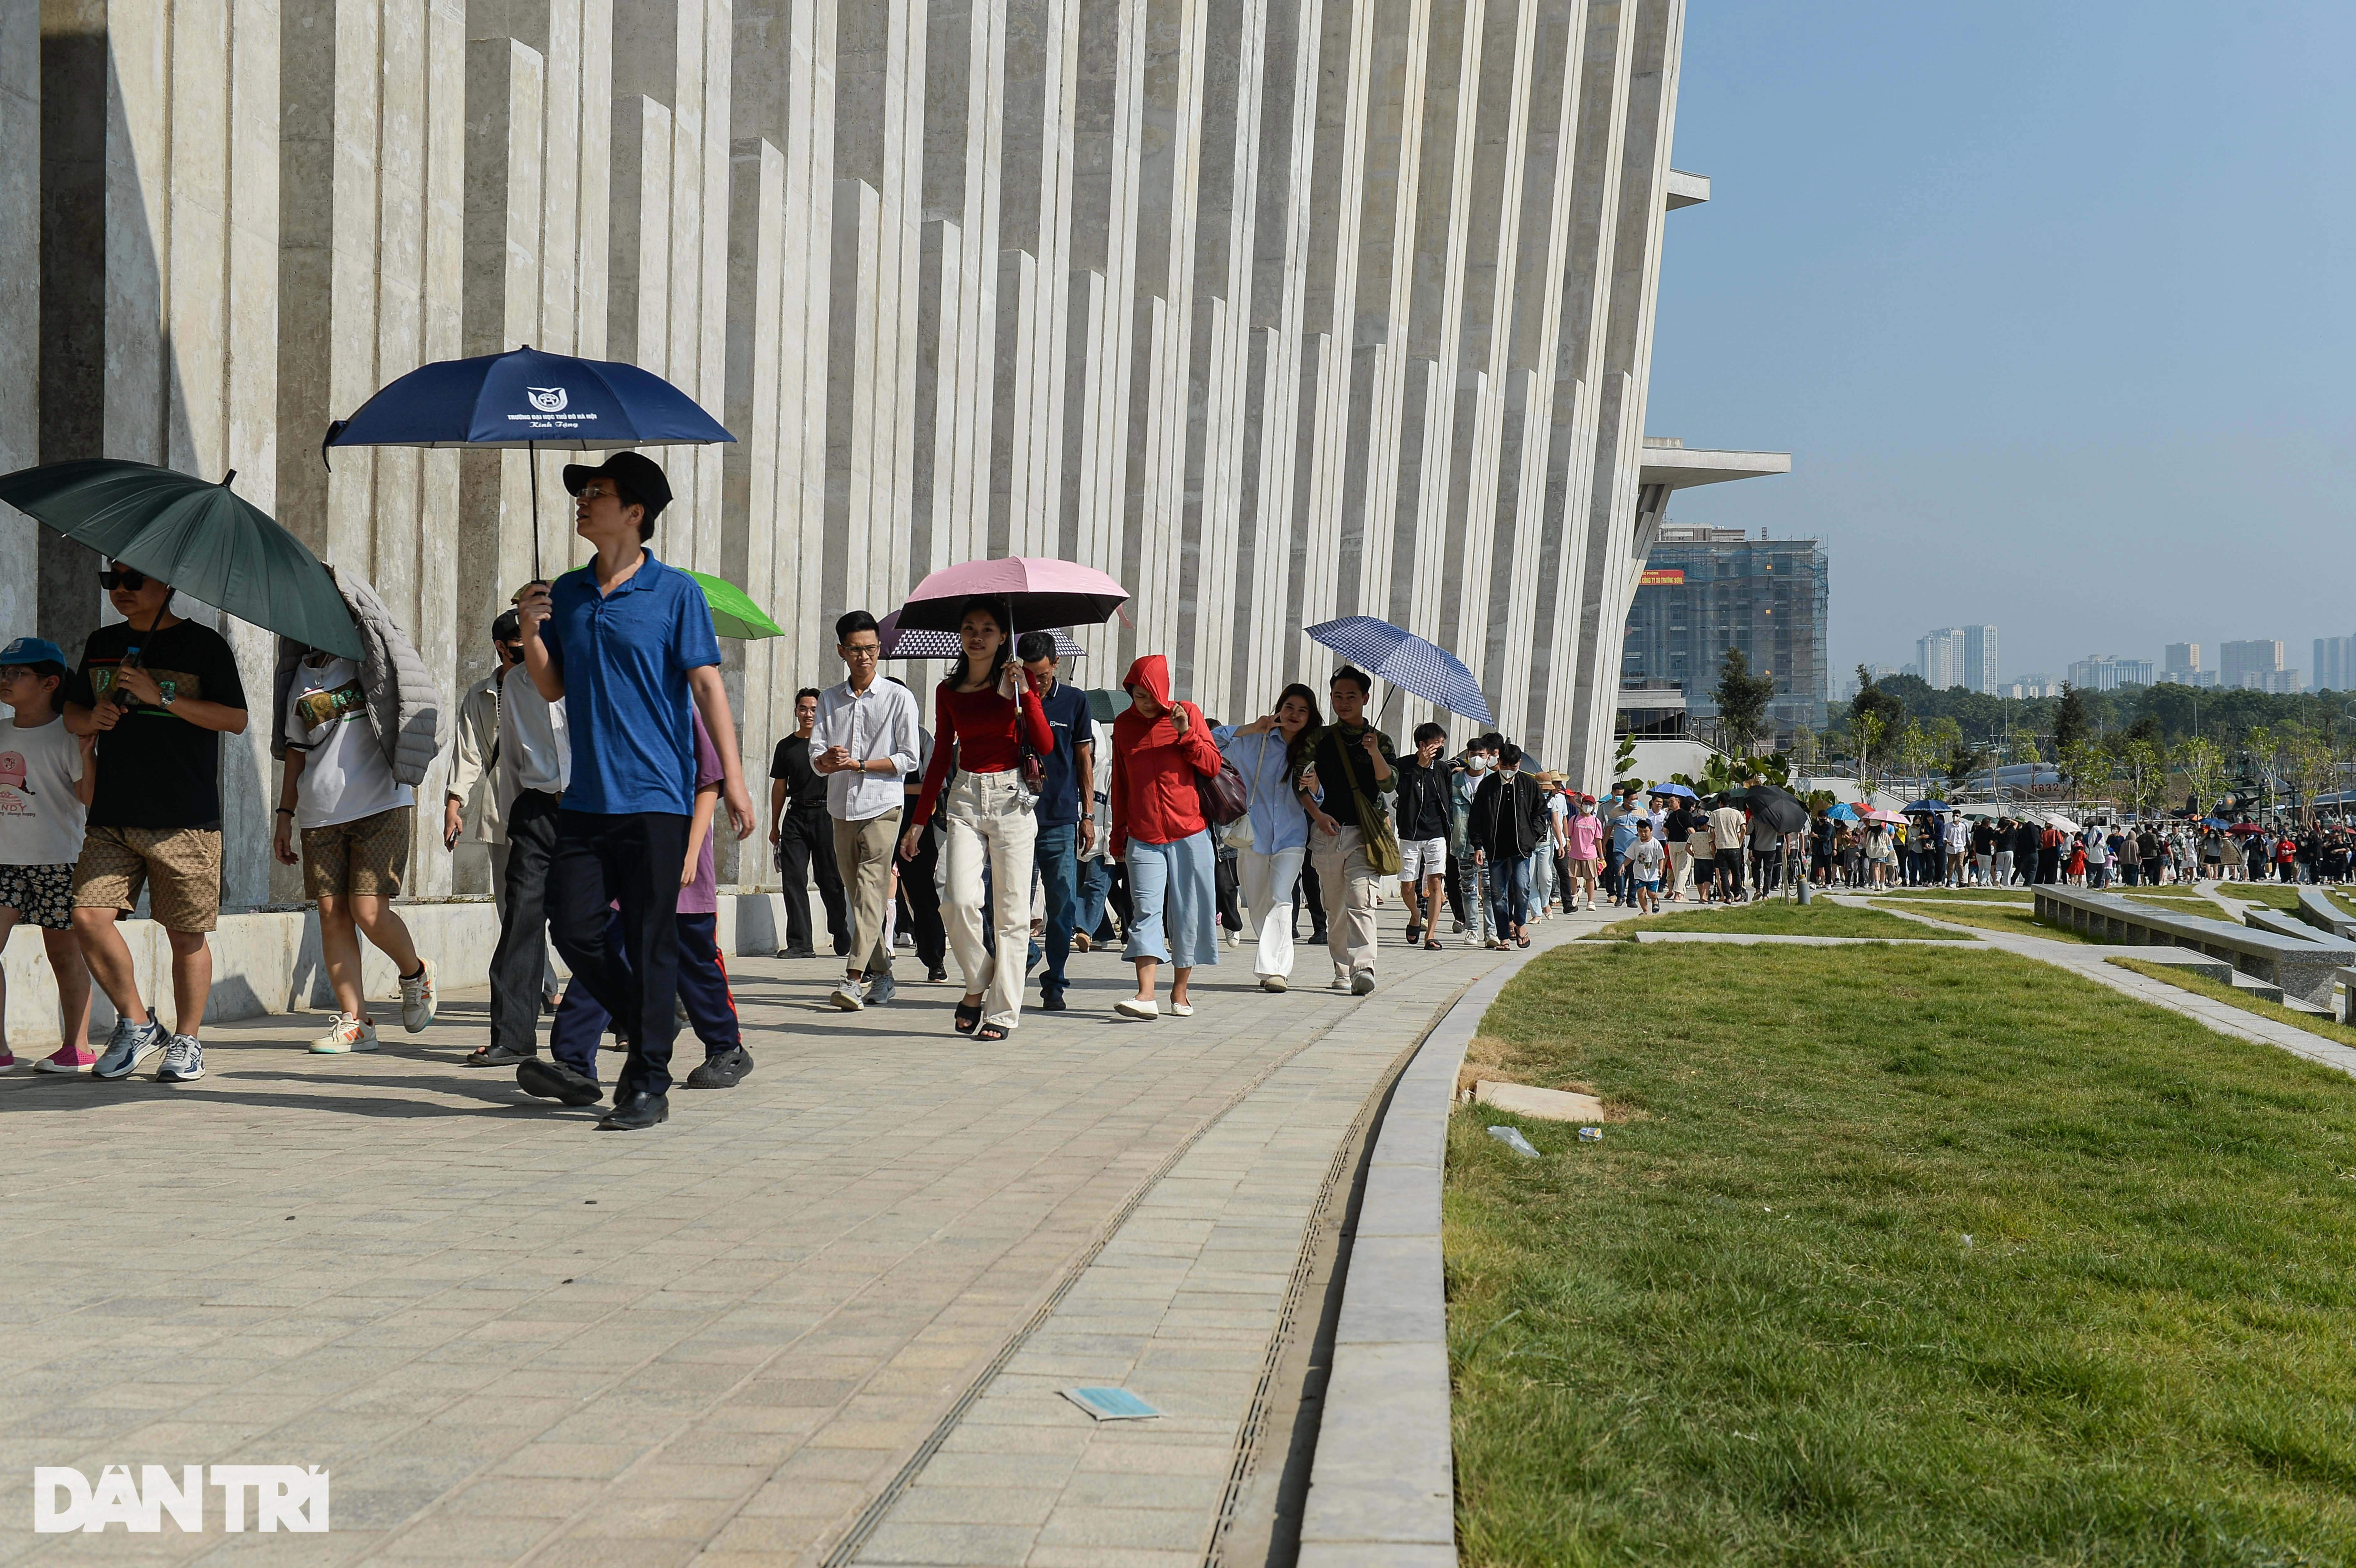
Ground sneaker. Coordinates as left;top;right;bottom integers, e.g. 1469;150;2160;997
1331;970;1350;991
94;1009;166;1080
1260;975;1287;993
1072;933;1092;953
398;959;438;1033
156;1035;204;1082
1350;970;1376;996
685;1045;754;1089
465;1041;538;1067
927;964;949;983
830;977;867;1011
867;972;897;1006
895;932;916;950
1041;990;1068;1012
0;1048;14;1071
310;1015;379;1054
35;1044;97;1074
1462;930;1483;948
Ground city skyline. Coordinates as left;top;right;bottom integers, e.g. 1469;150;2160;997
1874;625;2356;696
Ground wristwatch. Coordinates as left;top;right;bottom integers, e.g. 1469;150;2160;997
157;688;177;709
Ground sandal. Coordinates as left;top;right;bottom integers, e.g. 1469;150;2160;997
954;1000;982;1034
974;1022;1010;1042
1422;938;1443;951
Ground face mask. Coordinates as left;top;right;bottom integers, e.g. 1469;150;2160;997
1466;756;1488;774
1580;803;1595;815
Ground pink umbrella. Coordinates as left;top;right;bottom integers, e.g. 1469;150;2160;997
876;608;1085;661
896;556;1128;633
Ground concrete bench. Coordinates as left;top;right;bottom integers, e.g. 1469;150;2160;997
2296;887;2356;941
2033;886;2356;1008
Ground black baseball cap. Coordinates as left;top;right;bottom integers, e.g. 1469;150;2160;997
562;450;672;519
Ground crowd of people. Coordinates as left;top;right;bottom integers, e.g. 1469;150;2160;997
24;446;2356;1130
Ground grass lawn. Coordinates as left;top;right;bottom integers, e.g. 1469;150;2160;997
1591;900;1970;942
1873;887;2032;904
1449;942;2356;1566
1866;900;2101;945
2109;956;2356;1050
2214;880;2305;911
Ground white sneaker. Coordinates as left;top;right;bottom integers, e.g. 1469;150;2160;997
311;1015;379;1054
398;959;438;1033
156;1035;205;1082
1114;996;1159;1020
1331;970;1350;991
831;977;867;1011
1350;970;1376;996
1462;930;1483;948
1260;975;1288;993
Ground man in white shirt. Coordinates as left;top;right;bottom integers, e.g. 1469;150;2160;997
813;609;920;1010
468;587;573;1068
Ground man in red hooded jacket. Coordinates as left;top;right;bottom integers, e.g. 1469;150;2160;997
1108;655;1225;1019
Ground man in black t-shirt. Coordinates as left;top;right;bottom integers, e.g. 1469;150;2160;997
62;563;250;1084
768;686;847;958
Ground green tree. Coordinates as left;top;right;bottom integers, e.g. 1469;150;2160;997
1713;647;1777;759
2178;735;2227;815
2053;682;2091;756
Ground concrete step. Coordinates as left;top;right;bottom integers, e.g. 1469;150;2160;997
2228;970;2288;1005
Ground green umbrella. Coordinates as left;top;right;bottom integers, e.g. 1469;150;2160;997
683;570;785;640
0;459;362;660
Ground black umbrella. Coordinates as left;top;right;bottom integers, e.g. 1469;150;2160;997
1745;782;1811;835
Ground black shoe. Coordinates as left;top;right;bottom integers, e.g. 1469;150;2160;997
517;1058;603;1106
833;934;852;958
598;1091;669;1130
778;945;816;960
928;964;949;983
685;1046;753;1089
1041;990;1068;1012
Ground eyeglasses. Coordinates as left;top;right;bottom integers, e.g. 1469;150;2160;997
98;569;152;591
840;642;882;659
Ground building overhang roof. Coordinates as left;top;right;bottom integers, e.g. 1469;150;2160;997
1639;444;1792;491
1664;169;1711;210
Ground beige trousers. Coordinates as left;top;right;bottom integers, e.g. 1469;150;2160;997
940;769;1038;1030
1311;825;1381;979
834;808;902;976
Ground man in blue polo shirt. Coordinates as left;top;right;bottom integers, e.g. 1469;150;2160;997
515;450;755;1131
1017;633;1094;1010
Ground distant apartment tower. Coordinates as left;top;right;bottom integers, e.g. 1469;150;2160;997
1912;626;1997;693
1623;527;1831;730
2065;655;2156;692
2315;635;2356;692
2008;673;2061;699
2159;642;2217;688
2221;639;2283;688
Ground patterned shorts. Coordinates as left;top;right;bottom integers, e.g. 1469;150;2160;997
0;863;76;930
302;805;412;901
74;825;224;932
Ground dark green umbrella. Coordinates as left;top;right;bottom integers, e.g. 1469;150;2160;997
0;459;361;659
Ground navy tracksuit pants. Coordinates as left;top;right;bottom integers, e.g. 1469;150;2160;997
550;909;740;1079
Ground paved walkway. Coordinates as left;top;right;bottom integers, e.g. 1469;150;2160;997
0;900;1605;1566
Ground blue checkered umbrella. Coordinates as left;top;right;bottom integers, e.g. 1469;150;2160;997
1303;616;1493;725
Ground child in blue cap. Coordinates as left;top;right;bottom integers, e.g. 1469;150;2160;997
0;637;96;1070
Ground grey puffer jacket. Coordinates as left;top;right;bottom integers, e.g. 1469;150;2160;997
270;568;446;786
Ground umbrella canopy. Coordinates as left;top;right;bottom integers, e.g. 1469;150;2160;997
1652;782;1698;800
1745;782;1811;834
876;608;1084;661
2043;812;2083;834
1825;802;1860;822
1902;799;1952;813
0;459;361;660
898;557;1129;633
1861;808;1903;824
683;571;784;641
2227;821;2264;835
1302;616;1493;725
322;346;733;453
2202;816;2234;829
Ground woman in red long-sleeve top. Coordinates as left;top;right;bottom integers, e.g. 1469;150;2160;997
1109;654;1224;1020
896;598;1053;1041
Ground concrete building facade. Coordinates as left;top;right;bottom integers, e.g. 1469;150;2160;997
8;0;1771;940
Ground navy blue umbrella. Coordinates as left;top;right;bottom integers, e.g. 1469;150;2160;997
1303;616;1493;725
322;345;732;576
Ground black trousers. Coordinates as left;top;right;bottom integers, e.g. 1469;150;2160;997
1292;859;1327;940
776;806;848;952
1444;850;1468;924
1214;852;1244;931
894;823;948;971
548;809;690;1100
489;790;561;1053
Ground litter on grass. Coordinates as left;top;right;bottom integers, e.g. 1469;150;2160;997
1577;1126;1603;1142
1487;1126;1541;1158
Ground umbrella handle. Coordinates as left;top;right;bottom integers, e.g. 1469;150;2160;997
529;441;543;582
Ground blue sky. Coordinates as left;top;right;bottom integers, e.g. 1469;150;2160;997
1645;1;2356;686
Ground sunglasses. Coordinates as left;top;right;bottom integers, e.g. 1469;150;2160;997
98;569;154;591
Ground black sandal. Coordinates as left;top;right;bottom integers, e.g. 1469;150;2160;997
1422;938;1443;951
974;1022;1010;1043
954;1000;982;1034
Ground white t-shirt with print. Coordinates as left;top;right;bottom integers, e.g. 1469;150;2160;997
287;657;412;829
0;716;86;866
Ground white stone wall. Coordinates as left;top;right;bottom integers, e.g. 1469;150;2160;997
14;0;1710;922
